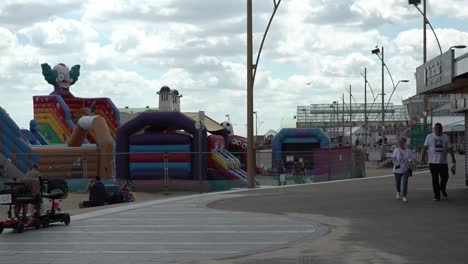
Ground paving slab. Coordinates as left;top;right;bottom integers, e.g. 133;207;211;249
0;193;325;264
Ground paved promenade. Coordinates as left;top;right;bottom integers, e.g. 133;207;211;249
207;157;468;264
0;155;467;264
0;193;325;264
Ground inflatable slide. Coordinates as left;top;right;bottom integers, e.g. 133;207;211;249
207;135;247;183
0;106;40;175
32;115;114;179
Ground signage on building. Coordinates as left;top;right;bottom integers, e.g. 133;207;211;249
416;50;454;94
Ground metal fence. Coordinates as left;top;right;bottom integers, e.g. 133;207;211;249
255;148;365;186
1;148;366;194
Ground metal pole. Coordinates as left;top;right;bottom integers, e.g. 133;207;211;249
198;111;205;193
364;67;368;147
342;93;345;145
330;105;333;139
246;0;255;188
465;112;468;186
423;0;427;63
336;102;338;138
333;105;335;141
423;0;428;131
349;85;352;146
381;46;385;147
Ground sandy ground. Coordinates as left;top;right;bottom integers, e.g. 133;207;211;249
0;192;191;220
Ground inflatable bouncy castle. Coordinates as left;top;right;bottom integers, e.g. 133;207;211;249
115;87;247;192
33;63;119;144
0;107;40;174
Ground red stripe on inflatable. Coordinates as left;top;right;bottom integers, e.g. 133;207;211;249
129;153;192;163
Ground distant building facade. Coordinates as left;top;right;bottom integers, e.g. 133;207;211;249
296;102;409;145
119;106;157;124
157;86;182;112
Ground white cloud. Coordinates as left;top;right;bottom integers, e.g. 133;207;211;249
0;0;82;27
430;0;468;18
18;18;98;52
351;0;415;26
1;0;468;136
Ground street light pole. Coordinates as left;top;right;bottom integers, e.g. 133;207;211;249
246;0;281;188
422;0;428;130
423;0;427;63
349;85;352;146
409;0;440;131
246;0;254;188
371;46;385;146
364;67;367;147
381;47;385;147
331;101;337;141
386;80;409;110
342;93;345;145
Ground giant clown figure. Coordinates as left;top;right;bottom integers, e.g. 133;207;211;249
41;63;80;98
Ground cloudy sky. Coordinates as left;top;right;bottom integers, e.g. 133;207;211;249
1;0;468;136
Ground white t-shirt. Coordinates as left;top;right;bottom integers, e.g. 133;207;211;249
392;148;415;174
424;133;451;164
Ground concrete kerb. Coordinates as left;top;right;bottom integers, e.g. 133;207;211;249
72;169;430;221
257;169;429;190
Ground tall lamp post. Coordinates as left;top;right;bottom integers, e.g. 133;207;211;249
363;68;367;147
342;94;345;144
408;1;465;129
361;69;379;147
330;101;337;141
408;0;452;130
246;0;281;188
386;80;410;110
408;0;442;61
348;85;352;146
371;46;385;147
369;92;385;145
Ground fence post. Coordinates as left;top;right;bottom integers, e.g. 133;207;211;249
164;152;169;195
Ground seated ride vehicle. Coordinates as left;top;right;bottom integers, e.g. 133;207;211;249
0;178;70;234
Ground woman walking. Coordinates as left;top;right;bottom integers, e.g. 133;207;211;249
392;137;415;203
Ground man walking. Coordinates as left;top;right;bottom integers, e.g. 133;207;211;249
421;123;456;201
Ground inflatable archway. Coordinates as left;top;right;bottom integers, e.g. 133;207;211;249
272;128;329;173
115;111;207;181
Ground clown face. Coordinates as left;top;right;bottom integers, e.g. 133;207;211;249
53;63;73;89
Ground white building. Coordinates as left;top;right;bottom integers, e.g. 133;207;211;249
157;86;182;112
